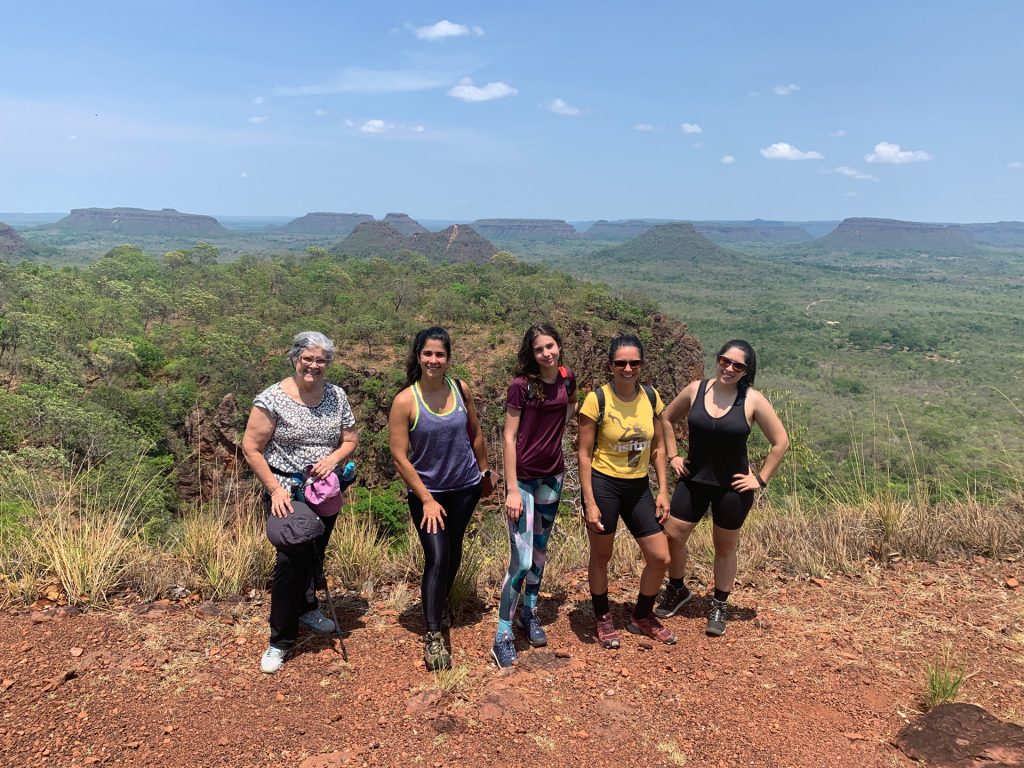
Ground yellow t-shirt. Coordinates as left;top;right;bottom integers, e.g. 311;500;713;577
580;384;665;479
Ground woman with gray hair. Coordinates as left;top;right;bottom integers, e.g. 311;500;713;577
242;331;359;673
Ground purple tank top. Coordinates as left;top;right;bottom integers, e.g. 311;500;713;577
408;378;481;493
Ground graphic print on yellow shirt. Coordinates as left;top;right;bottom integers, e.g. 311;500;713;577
580;384;665;480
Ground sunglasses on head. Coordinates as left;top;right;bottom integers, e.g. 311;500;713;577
717;355;748;374
612;359;644;369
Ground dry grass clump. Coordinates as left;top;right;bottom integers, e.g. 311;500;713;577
177;500;273;599
325;512;391;594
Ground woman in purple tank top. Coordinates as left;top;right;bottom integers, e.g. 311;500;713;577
389;327;494;671
657;340;789;638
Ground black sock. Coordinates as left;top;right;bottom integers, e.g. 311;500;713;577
713;588;730;603
634;592;657;619
669;576;686;589
591;592;610;617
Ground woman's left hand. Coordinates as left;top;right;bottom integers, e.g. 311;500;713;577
481;473;496;498
731;472;762;493
655;491;671;523
309;456;340;480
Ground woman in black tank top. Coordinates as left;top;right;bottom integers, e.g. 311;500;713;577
655;340;789;637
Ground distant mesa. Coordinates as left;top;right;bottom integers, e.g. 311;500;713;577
337;222;497;264
0;221;28;260
583;219;658;241
585;218;814;244
816;217;979;254
280;212;374;236
592;222;745;268
961;221;1024;247
383;213;429;236
53;207;228;237
470;218;578;242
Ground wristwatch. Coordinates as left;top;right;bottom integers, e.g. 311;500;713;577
482;469;493;481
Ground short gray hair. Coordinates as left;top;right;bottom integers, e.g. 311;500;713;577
288;331;335;364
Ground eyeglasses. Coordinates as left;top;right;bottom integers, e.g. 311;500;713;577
717;355;748;373
299;356;329;367
612;359;644;369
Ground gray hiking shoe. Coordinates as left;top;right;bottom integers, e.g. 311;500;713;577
423;631;451;671
517;608;548;647
490;632;518;669
654;582;693;618
298;608;336;635
706;598;728;637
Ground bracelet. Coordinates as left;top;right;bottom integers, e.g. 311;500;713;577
756;473;767;488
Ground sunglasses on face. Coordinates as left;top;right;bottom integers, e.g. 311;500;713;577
717;355;748;374
612;359;644;369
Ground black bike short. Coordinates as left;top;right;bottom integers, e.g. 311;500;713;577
588;470;662;539
670;478;754;531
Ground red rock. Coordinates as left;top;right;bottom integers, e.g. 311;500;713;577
811;578;827;588
70;647;84;657
1005;577;1019;589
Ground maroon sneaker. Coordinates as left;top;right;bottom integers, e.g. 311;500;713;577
627;613;678;645
595;612;620;649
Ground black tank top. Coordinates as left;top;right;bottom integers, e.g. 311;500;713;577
687;379;751;486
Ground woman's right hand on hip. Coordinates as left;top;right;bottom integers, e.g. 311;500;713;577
420;498;447;534
269;486;293;518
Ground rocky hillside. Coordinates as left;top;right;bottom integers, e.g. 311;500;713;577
470;219;578;241
52;208;229;237
695;221;813;244
590;222;746;269
816;218;979;254
583;219;662;241
0;222;27;260
337;223;498;264
383;213;429;235
280;212;374;235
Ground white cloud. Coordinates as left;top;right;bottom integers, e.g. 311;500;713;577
772;83;801;96
759;142;823;160
835;166;879;181
830;129;847;138
252;96;266;105
238;171;249;178
412;125;426;133
448;78;517;102
248;115;269;124
361;119;395;133
314;109;328;117
680;122;702;134
721;155;736;164
275;68;449;96
864;141;932;164
845;191;859;197
691;141;703;149
547;97;580;116
413;20;483;40
747;90;761;97
66;134;78;141
344;118;354;127
1008;161;1024;169
633;123;655;132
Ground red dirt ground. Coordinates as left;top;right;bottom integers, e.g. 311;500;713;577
2;559;1021;768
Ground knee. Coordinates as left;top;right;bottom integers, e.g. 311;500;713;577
714;537;740;558
648;550;671;571
589;549;612;569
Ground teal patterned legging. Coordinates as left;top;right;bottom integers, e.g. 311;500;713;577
498;474;564;622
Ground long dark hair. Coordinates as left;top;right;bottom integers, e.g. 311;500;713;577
514;323;563;402
716;339;757;394
404;326;452;388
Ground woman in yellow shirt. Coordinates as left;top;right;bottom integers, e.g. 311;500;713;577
578;335;675;648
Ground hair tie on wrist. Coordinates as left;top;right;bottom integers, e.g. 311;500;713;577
756;473;767;488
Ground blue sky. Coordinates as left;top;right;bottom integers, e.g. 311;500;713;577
1;1;1021;221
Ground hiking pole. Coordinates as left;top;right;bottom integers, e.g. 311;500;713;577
314;546;348;662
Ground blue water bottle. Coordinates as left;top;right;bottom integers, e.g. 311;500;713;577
338;460;356;492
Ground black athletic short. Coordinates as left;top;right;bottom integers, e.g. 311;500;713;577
588;470;662;539
670;477;754;531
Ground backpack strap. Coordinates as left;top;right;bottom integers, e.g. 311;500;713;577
640;383;657;412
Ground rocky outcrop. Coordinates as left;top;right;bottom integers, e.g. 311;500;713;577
280;212;374;236
0;222;27;260
383;213;429;235
817;218;979;254
337;223;497;264
470;219;578;241
53;208;229;237
962;221;1024;247
595;222;744;267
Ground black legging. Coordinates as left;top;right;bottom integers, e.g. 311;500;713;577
408;483;482;632
266;498;337;649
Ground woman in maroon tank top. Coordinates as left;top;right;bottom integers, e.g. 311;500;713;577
657;340;789;637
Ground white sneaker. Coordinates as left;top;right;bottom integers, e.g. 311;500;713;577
298;608;336;635
260;645;288;674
